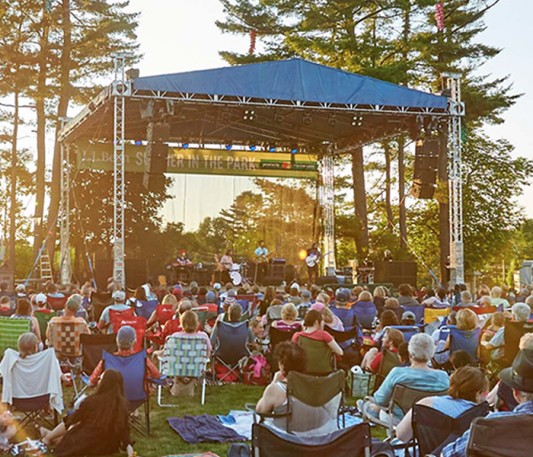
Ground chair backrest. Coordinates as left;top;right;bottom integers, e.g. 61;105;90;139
80;333;118;374
352;302;377;329
325;326;362;348
0;317;31;356
34;310;57;344
269;326;299;350
114;315;147;353
402;305;424;324
154;304;174;325
330;307;358;329
102;349;147;402
235;294;259;315
91;292;113;322
378;349;401;379
47;320;87;358
109;307;136;332
387;325;420;342
424;307;450;324
391;384;448;416
161;335;208;378
467;414;533;457
214;321;250;365
296;334;334;375
504;321;533;365
412;402;490;456
252;421;371;457
47;295;68;311
134;299;159;320
266;305;283;322
281;370;346;434
449;326;481;359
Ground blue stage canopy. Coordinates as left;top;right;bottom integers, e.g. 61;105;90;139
133;58;447;110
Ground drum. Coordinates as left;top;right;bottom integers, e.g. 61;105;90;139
230;271;242;286
230;263;241;272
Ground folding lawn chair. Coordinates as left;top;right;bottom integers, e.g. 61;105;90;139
411;401;489;456
296;334;336;375
372;348;401;393
449;326;481;362
268;326;300;372
133;298;159;320
158;335;209;406
212;320;251;382
401;305;424;324
0;317;31;357
109;307;136;333
113;315;147;353
252;421;371;457
80;333;118;375
90;291;113;322
46;295;68;312
360;384;448;438
352;302;377;329
387;325;420;343
33;309;57;345
102;349;152;435
502;321;533;366
325;326;363;368
465;414;533;457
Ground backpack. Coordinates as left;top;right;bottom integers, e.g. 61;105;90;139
241;354;271;386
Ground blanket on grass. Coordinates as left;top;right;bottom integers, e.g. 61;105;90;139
167;414;247;444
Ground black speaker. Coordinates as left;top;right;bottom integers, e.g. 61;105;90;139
374;261;417;288
317;275;338;286
264;276;284;286
94;259;148;290
411;138;439;199
150;142;168;174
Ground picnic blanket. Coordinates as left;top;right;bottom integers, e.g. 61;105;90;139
168;414;247;444
163;453;220;457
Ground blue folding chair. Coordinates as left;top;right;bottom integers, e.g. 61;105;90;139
352;302;377;330
449;326;481;361
402;305;425;325
387;325;421;343
102;349;151;435
212;321;251;382
330;306;359;330
134;299;159;320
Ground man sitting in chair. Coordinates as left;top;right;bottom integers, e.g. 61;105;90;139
441;348;533;457
89;326;161;391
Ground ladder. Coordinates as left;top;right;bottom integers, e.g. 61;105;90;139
39;253;53;280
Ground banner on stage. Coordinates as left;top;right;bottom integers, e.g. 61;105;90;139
75;141;318;179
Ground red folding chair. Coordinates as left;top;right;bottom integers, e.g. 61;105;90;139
146;305;174;346
115;316;147;353
47;295;69;311
109;307;135;333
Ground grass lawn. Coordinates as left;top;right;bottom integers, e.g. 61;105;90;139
33;383;386;457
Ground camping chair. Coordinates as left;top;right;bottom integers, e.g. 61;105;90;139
102;349;151;435
325;326;363;368
402;305;424;324
353;303;377;330
113;315;147;353
372;349;401;393
133;298;159;320
235;294;259;315
252;421;371;457
212;320;251;382
411;402;489;456
145;304;175;346
268;327;299;372
46;295;68;311
90;292;113;322
0;348;63;432
502;321;533;366
0;317;31;357
424;307;450;325
465;414;533;457
157;335;209;406
34;310;57;345
387;325;420;343
449;326;481;361
109;307;136;332
360;384;448;438
296;334;336;375
80;333;117;375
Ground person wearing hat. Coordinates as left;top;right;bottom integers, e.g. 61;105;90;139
98;290;132;334
441;348;533;457
46;295;90;354
15;284;27;299
56;293;89;321
401;310;416;326
297;290;313;319
88;325;161;390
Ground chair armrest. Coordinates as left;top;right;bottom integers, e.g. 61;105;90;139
148;375;167;386
244;403;291;422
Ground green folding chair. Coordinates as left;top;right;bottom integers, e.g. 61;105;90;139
296;334;336;375
0;317;31;357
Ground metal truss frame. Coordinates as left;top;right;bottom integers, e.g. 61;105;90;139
59;142;71;285
320;149;336;276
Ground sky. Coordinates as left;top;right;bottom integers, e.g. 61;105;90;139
125;0;533;230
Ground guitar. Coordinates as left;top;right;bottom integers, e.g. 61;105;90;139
256;251;273;264
305;250;332;268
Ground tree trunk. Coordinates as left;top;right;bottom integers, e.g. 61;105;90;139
34;8;49;257
398;136;407;249
384;142;394;227
351;146;369;259
438;129;450;285
47;0;72;265
9;92;19;274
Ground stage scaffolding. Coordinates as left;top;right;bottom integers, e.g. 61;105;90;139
58;57;464;288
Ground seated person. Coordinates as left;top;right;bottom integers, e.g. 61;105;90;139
256;341;306;417
146;293;177;328
291;309;343;356
210;303;252;346
10;298;41;341
297;290;313;319
357;333;449;425
249;317;268;353
0;296;14;317
401;311;417;326
271;303;302;331
481;303;530;361
322;306;344;332
383;297;405;323
56;293;89;321
361;328;404;373
89;326;161;390
434;308;478;365
352;291;378;330
161;299;195;340
396;366;488;443
40;369;135;457
97;290;132;334
441;348;533;457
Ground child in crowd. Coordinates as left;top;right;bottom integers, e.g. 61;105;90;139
480;312;505;364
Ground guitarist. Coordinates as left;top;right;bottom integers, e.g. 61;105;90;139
305;242;321;285
254;240;269;285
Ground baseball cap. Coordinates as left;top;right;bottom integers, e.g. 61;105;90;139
335;288;350;304
291;283;300;292
35;293;47;304
402;311;416;321
213;282;222;291
16;284;25;293
206;291;216;302
112;290;126;302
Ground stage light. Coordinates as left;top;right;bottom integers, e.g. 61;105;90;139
298;249;307;260
351;114;363;126
182;143;189;149
328;114;337;127
291;147;298;154
268;145;276;152
275;113;284;123
249;145;257;151
243;109;255;121
302;113;312;125
134;140;142;146
225;144;233;151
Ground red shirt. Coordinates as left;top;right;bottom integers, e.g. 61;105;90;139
291;328;333;344
369;347;398;373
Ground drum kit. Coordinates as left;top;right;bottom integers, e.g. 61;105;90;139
229;261;251;286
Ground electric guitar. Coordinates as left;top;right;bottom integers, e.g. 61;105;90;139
256;251;273;264
305;250;332;268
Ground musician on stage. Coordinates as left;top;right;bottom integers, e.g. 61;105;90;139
218;249;233;284
254;240;269;285
175;250;192;267
305;242;321;285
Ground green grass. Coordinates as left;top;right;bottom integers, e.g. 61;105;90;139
35;383;385;457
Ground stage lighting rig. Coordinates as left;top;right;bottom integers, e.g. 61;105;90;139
243;109;255;121
352;114;363;126
328;114;337;127
302;113;312;125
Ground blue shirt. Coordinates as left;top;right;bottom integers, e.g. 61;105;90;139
441;401;533;457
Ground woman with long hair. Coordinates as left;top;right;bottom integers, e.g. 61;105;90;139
40;369;135;457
